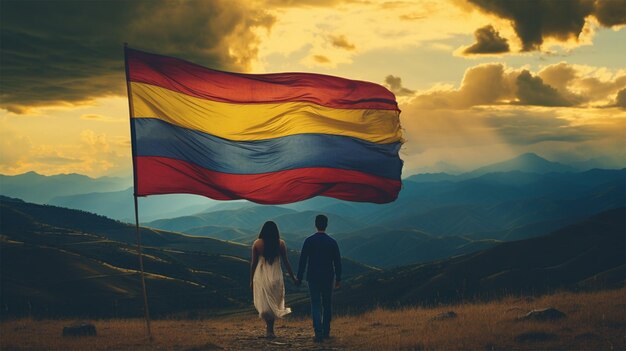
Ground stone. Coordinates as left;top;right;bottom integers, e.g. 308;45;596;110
520;307;566;321
430;311;457;320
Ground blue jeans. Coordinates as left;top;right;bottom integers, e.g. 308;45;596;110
308;279;333;337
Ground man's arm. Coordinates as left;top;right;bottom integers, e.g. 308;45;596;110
333;240;342;288
296;239;309;283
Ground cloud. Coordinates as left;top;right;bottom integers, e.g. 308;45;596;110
397;61;626;173
399;12;427;21
384;75;415;96
0;127;130;177
537;62;626;106
400;12;426;21
516;70;573;107
313;55;331;64
410;63;516;109
616;89;626;108
81;114;106;120
329;34;356;50
483;108;592;144
256;1;502;71
466;0;626;51
462;25;510;55
0;0;274;112
409;62;625;109
80;130;110;151
264;0;343;7
379;1;412;10
593;0;626;27
399;101;626;173
31;155;82;165
80;114;124;123
0;126;32;168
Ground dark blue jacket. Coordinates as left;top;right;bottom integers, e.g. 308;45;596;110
297;232;342;284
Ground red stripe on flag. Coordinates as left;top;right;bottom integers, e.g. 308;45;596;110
127;48;398;111
135;156;401;204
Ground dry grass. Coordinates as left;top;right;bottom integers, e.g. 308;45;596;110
337;287;625;351
2;287;624;351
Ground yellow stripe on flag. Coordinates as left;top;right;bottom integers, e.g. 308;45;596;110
131;82;402;144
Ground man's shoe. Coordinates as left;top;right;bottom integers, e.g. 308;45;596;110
313;336;324;343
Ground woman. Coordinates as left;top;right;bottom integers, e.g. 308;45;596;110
250;221;296;338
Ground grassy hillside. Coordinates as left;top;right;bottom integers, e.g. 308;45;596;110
330;207;625;312
2;287;624;350
334;227;500;267
2;197;622;321
1;198;251;317
0;197;372;318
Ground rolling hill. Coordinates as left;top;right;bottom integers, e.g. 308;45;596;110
146;205;298;232
2;196;623;319
49;188;219;222
333;227;500;267
330;207;626;312
0;197;372;318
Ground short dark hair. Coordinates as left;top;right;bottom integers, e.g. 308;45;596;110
315;214;328;231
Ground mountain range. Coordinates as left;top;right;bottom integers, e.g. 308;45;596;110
49;187;221;222
0;171;129;204
1;196;622;318
2;153;622;223
329;207;625;312
464;152;575;177
144;166;624;267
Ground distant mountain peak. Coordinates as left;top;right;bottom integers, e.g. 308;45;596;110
1;171;131;204
4;171;42;178
517;152;544;160
468;153;574;176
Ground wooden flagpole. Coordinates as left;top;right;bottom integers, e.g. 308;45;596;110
124;43;153;340
133;195;152;340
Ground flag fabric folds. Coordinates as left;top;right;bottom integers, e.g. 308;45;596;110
125;47;403;204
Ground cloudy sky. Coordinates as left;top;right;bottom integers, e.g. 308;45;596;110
1;0;625;177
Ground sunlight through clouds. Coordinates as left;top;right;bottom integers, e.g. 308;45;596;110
1;0;624;177
397;60;626;173
0;96;131;176
253;0;491;70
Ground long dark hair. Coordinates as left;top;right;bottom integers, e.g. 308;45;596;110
258;221;280;264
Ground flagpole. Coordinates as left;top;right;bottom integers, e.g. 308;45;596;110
124;43;153;340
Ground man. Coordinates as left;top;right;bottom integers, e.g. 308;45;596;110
296;214;342;343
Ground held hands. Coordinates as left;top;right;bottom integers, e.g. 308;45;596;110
294;277;302;287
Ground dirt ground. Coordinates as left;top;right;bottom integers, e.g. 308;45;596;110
2;287;624;350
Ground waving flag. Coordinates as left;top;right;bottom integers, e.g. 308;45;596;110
125;47;403;204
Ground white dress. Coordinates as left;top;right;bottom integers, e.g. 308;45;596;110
253;256;292;319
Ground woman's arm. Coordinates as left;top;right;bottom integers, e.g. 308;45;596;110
250;240;259;290
280;240;296;283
